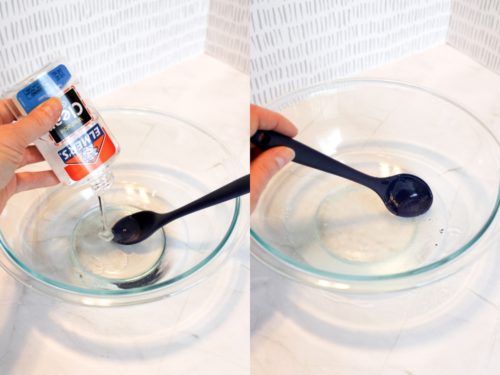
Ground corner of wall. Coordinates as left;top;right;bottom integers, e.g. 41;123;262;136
205;0;250;74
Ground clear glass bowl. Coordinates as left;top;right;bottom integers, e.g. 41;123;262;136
0;108;246;306
251;79;500;293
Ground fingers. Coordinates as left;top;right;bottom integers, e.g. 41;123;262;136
250;104;298;137
18;145;45;167
250;146;295;212
0;100;16;124
13;98;62;146
15;170;59;193
250;105;299;211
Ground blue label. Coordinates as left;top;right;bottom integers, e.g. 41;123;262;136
16;64;72;113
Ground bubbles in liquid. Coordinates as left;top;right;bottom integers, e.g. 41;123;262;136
315;187;416;263
98;230;114;242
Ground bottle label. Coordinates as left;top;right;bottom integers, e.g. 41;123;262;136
50;87;92;143
14;63;119;184
16;64;72;113
57;123;117;181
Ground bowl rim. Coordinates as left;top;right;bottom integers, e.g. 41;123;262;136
250;78;500;291
0;107;247;305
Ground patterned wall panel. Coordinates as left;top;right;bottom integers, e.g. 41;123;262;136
206;0;249;73
0;0;208;97
447;0;500;75
251;0;451;104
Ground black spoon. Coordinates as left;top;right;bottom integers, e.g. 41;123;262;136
112;175;249;245
251;130;432;218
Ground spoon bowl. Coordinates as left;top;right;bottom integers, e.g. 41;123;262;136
379;173;433;217
112;211;155;245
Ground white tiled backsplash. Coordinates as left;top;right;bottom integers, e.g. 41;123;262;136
250;0;500;105
250;0;451;104
448;0;500;76
0;0;209;97
206;0;249;73
1;0;499;104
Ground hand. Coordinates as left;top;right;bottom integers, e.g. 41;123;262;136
250;104;298;212
0;98;62;213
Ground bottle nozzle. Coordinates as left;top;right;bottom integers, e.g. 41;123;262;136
90;169;114;194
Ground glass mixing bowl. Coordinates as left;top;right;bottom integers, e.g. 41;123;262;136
251;79;500;293
0;108;246;306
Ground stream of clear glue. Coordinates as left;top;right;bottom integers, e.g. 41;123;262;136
97;195;114;242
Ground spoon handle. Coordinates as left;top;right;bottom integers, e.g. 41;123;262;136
251;130;378;187
160;175;249;225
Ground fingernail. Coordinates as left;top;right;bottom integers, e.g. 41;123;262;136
275;148;295;168
39;98;60;118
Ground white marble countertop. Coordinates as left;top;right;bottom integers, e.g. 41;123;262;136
0;54;250;374
251;45;500;375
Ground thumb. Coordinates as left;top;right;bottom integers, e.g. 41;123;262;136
250;146;295;212
14;98;62;146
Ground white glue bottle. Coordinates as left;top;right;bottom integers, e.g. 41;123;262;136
4;62;120;238
4;61;120;193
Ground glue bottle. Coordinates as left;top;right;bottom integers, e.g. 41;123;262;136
3;62;120;193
